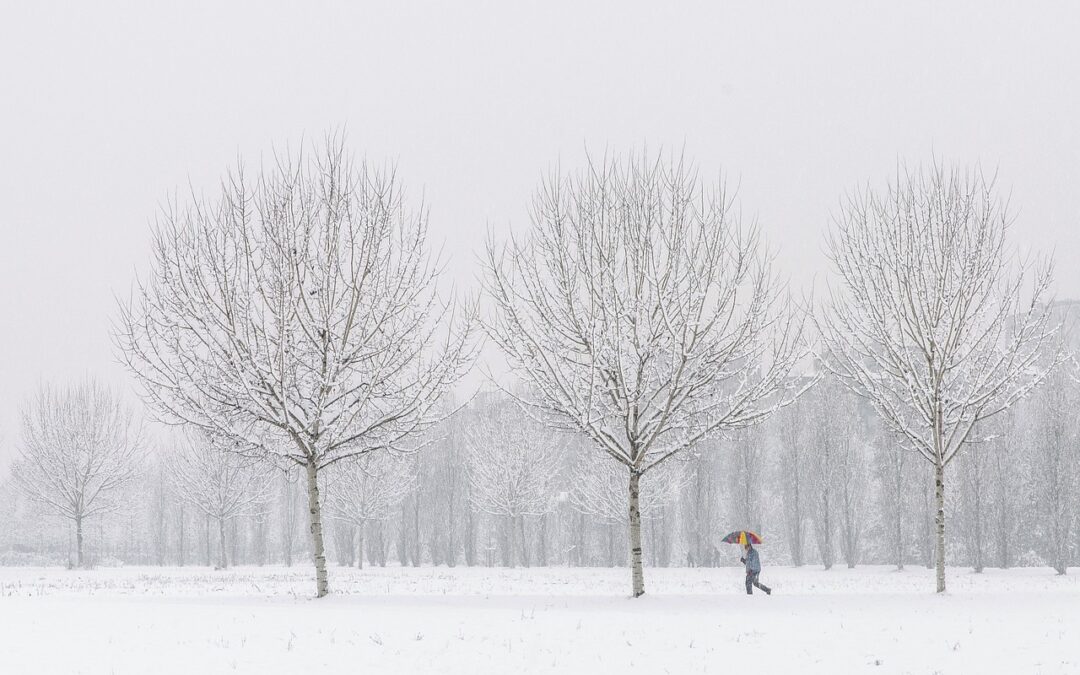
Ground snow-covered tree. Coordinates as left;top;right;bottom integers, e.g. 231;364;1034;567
165;431;272;569
325;452;417;568
725;426;768;546
821;163;1059;592
424;399;471;567
276;470;304;567
806;377;862;570
485;151;807;596
774;395;811;566
11;380;143;567
116;136;476;596
872;430;913;570
835;406;871;568
1028;366;1080;574
989;412;1025;569
464;396;564;567
681;447;722;567
956;426;996;572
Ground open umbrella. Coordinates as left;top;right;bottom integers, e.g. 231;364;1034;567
721;530;762;546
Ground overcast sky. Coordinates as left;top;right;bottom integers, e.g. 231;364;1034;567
1;1;1078;469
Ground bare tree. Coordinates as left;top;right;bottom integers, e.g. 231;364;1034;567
821;163;1059;592
872;435;911;570
165;431;272;569
429;400;469;567
277;470;302;567
464;396;565;567
485;152;807;596
116;137;476;596
726;426;768;544
774;395;811;566
324;452;417;568
806;377;860;570
681;448;722;567
12;380;143;567
957;431;995;572
1029;366;1080;574
835;409;871;569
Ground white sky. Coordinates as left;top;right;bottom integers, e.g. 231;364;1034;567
1;1;1079;469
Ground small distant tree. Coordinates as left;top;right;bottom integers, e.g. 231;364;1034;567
166;431;272;569
989;412;1024;569
277;471;303;567
681;447;722;567
872;432;916;570
821;163;1059;592
12;380;143;567
464;397;564;567
117;136;476;596
485;152;807;596
726;426;768;543
1030;366;1080;574
956;428;995;573
774;396;811;566
806;377;860;570
324;452;417;568
835;409;870;569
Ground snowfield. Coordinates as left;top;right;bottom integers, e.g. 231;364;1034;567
1;565;1077;674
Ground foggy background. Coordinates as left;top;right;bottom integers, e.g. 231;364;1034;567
1;0;1079;471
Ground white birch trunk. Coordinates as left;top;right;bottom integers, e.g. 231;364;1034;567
305;461;329;597
934;460;946;593
217;516;228;570
356;522;365;570
628;471;645;597
75;515;84;568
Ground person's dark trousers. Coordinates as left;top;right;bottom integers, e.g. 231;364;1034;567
746;572;771;595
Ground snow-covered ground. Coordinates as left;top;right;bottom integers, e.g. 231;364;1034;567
1;564;1076;674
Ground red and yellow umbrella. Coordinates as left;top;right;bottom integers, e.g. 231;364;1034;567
721;530;762;546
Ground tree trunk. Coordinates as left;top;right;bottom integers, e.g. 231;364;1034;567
973;473;984;573
411;495;421;567
502;516;514;567
996;479;1010;569
230;518;239;566
283;478;295;567
374;521;388;567
934;460;946;593
75;515;84;568
178;505;185;567
217;516;228;570
398;502;409;566
577;511;586;567
628;470;645;598
606;521;615;566
892;448;905;571
356;521;365;569
518;515;530;568
305;460;329;597
255;513;267;566
205;514;212;567
464;504;476;567
537;514;547;567
446;488;457;568
894;505;904;571
820;493;833;570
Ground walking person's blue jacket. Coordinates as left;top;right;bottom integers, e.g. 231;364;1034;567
743;546;761;574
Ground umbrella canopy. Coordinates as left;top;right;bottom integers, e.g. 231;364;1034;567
721;530;762;546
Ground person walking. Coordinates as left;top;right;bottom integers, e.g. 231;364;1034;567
741;541;772;595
